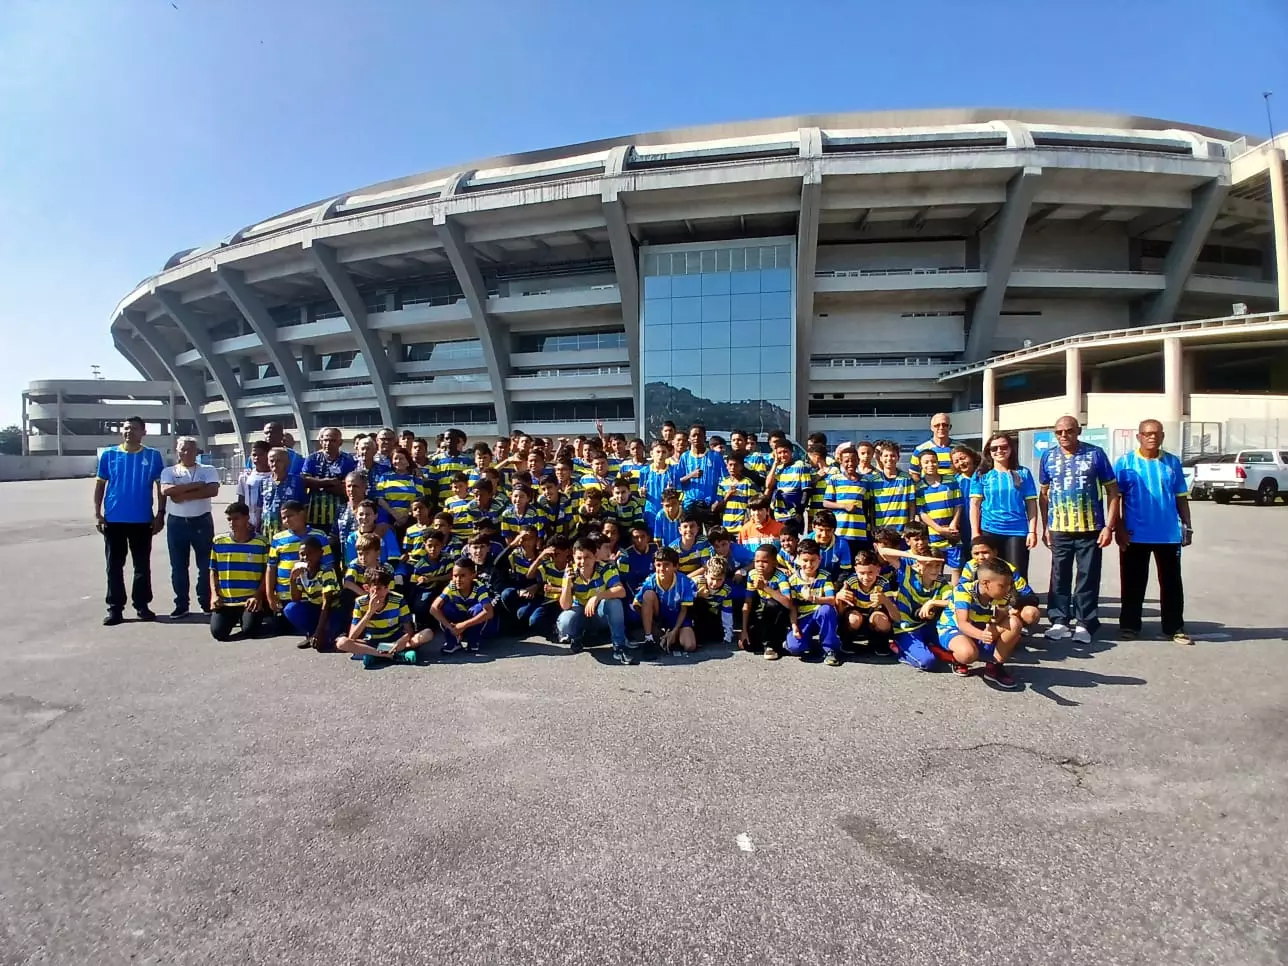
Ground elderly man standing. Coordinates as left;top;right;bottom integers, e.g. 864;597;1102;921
911;412;955;478
1039;416;1118;643
1114;419;1193;645
302;426;357;531
161;436;222;618
94;416;166;626
261;421;306;476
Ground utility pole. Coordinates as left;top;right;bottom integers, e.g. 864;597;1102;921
1264;91;1277;143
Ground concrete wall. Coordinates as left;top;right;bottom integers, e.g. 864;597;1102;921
997;396;1076;431
816;240;968;272
1189;394;1288;422
993;298;1129;351
812;304;966;355
1009;229;1129;271
1085;393;1170;429
0;455;99;482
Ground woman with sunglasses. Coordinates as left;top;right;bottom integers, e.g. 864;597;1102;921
969;433;1039;581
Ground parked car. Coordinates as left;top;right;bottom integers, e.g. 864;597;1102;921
1185;454;1232;500
1191;450;1288;506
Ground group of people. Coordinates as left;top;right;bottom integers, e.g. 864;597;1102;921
93;410;1194;686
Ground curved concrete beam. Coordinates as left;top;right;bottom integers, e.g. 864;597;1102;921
1145;177;1229;322
122;312;215;447
794;128;823;442
153;288;251;451
306;241;398;428
113;330;164;382
601;145;641;427
213;268;311;438
435;214;512;434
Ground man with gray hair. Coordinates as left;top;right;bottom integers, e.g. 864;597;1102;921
160;436;222;617
302;426;357;530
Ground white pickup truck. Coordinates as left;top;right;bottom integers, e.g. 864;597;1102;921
1191;449;1288;506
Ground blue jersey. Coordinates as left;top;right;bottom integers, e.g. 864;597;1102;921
651;507;684;548
1040;442;1115;533
301;450;357;528
1115;450;1188;544
805;532;852;577
970;467;1038;538
638;463;682;521
677;448;726;506
97;446;164;524
618;544;657;591
635;571;697;614
260;473;308;538
343;527;401;569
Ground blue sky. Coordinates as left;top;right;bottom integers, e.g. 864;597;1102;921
2;0;1285;426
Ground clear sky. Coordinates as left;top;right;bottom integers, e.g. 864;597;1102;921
1;0;1285;426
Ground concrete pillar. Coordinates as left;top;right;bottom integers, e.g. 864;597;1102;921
1268;147;1288;312
386;333;403;366
981;367;997;439
299;346;317;378
55;390;63;456
1182;348;1198;396
169;388;177;444
1090;367;1106;393
239;358;257;384
1163;337;1184;423
1064;345;1082;418
21;393;29;456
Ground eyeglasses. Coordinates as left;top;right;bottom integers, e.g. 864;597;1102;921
1053;428;1078;436
989;445;1010;453
932;422;951;429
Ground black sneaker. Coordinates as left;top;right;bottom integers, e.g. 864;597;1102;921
824;651;842;667
642;633;657;649
103;610;123;627
440;640;460;655
611;646;633;665
135;607;157;622
982;661;1019;690
568;637;584;654
1120;628;1139;640
169;606;189;619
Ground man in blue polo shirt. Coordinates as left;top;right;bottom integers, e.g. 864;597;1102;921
1114;419;1192;645
1039;416;1118;643
676;423;726;522
94;416;166;626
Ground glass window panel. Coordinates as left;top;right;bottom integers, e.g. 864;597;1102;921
776;244;793;266
735;375;761;401
729;247;746;272
730;346;761;374
730;320;760;345
761;320;791;346
701;348;729;373
760;372;790;399
649;325;672;350
671;374;702;397
685;252;702;274
672;296;701;324
730;293;760;321
700;249;717;273
644;298;671;325
672;351;702;376
715;247;731;272
700;322;730;348
701;272;730;296
702;374;731;402
761;267;792;293
730;270;760;294
671;323;700;350
760;291;792;318
671;274;701;297
701;295;730;323
760;347;790;373
643;275;671;298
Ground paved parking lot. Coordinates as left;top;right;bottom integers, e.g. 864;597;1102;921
2;479;1286;965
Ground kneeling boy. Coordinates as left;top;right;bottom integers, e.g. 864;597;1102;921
936;557;1023;689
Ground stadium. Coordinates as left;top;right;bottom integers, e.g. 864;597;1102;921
106;108;1286;460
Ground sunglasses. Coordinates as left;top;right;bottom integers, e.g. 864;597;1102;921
989;445;1010;453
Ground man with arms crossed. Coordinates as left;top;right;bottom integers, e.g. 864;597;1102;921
1039;416;1117;644
1114;419;1192;645
160;436;221;618
95;416;165;626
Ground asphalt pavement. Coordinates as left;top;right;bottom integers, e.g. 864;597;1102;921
1;479;1286;965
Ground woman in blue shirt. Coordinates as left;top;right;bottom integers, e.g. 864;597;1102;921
969;433;1038;580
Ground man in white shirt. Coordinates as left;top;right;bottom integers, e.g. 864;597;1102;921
161;436;222;618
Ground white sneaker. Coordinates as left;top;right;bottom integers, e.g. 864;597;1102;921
1071;626;1093;645
1045;623;1072;641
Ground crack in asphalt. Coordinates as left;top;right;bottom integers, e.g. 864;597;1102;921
917;741;1099;789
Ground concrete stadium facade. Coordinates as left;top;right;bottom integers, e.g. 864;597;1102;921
107;108;1288;457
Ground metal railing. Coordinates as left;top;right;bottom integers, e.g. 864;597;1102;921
811;356;955;369
815;267;974;278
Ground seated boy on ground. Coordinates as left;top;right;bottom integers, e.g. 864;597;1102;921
805;509;852;582
692;556;735;646
209;500;269;642
889;546;953;671
671;512;713;576
409;529;453;629
935;557;1024;689
634;546;698;655
555;537;633;663
265;501;335;634
836;549;899;655
336;564;434;668
429;558;496;655
522;535;573;639
740;545;796;661
784;538;843;667
960;535;1041;630
282;535;345;650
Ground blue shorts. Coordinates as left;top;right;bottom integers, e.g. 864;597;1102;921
937;625;995;659
657;605;693;630
945;545;963;570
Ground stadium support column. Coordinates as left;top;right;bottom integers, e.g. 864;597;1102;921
602;145;641;433
214;268;311;442
113;331;164;382
1065;346;1082;420
795;127;823;443
306;241;399;429
964;167;1042;362
1269;146;1288;312
154;289;250;454
1163;337;1184;424
123;311;214;448
981;366;997;440
1144;177;1228;323
436;214;512;435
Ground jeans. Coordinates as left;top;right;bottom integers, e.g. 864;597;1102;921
981;530;1031;583
1119;543;1185;636
1048;531;1104;630
556;597;627;648
166;513;214;610
209;604;264;641
784;605;841;656
439;599;492;648
517;598;561;638
282;601;345;642
103;521;154;611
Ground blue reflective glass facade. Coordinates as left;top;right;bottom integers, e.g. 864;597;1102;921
640;240;795;439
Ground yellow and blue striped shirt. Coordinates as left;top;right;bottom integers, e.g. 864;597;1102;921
717;476;759;530
916;478;962;549
500;506;547;543
211;534;268;605
825;473;871;540
869;471;916;530
938;582;997;636
268;528;335;602
770;460;812;522
790;572;835;617
376;473;422;519
351;591;411;643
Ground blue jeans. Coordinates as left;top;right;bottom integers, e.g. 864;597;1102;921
166;513;214;610
516;598;561;638
439;599;491;648
556;597;627;648
1048;532;1104;630
785;605;841;656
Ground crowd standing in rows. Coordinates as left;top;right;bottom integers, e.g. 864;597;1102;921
93;411;1194;688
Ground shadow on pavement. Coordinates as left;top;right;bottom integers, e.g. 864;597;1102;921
1018;666;1147;707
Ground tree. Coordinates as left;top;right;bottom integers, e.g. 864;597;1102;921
0;425;22;456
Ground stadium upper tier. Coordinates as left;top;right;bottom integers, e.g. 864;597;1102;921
107;109;1286;454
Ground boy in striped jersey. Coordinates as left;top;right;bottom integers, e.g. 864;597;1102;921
823;446;872;558
915;450;963;582
805;510;852;582
959;536;1041;631
739;545;795;660
337;565;434;668
557;538;633;663
692;556;735;645
783;539;843;666
766;438;811;524
431;559;497;655
714;452;758;531
537;476;572;539
869;441;916;532
522;535;573;639
651;488;685;549
445;473;479;541
837;550;898;649
209;501;270;641
670;512;714;576
282;536;344;650
889;539;953;671
634;546;697;655
804;441;832;526
501;484;545;544
265;501;334;632
606;477;644;531
936;557;1023;688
